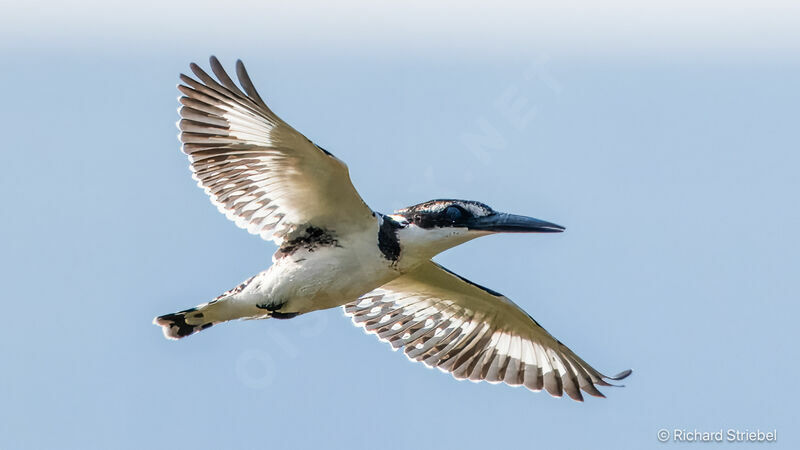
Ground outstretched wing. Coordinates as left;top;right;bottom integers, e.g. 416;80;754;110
177;56;374;245
344;261;631;401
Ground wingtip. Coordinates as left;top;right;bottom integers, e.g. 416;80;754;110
188;62;208;81
235;59;249;80
568;392;585;402
610;369;633;380
598;369;633;388
592;390;607;399
209;55;226;79
234;59;266;106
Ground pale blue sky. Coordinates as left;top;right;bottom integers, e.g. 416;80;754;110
1;2;799;449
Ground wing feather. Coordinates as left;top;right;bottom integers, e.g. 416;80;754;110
177;57;373;246
344;261;631;401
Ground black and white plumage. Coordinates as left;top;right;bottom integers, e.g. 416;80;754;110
176;57;373;245
155;57;631;401
345;261;630;401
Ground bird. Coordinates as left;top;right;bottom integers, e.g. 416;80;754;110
154;56;631;401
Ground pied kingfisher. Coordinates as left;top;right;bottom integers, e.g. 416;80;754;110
154;57;631;401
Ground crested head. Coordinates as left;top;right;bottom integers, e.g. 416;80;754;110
382;199;565;268
381;199;490;270
393;199;495;229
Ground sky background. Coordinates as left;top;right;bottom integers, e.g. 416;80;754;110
1;1;798;449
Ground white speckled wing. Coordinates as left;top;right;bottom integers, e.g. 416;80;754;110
177;57;374;245
344;261;631;401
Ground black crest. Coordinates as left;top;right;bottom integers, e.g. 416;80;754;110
395;199;494;229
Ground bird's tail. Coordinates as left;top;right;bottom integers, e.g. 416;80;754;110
153;300;230;340
155;274;263;339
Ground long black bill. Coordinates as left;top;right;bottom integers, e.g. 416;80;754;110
467;213;565;233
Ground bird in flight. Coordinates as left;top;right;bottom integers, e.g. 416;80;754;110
154;56;631;401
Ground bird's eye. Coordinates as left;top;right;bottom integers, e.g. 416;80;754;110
445;206;463;222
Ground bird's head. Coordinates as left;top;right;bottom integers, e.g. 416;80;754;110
385;199;564;263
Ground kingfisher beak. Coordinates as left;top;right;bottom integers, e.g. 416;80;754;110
467;213;565;233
